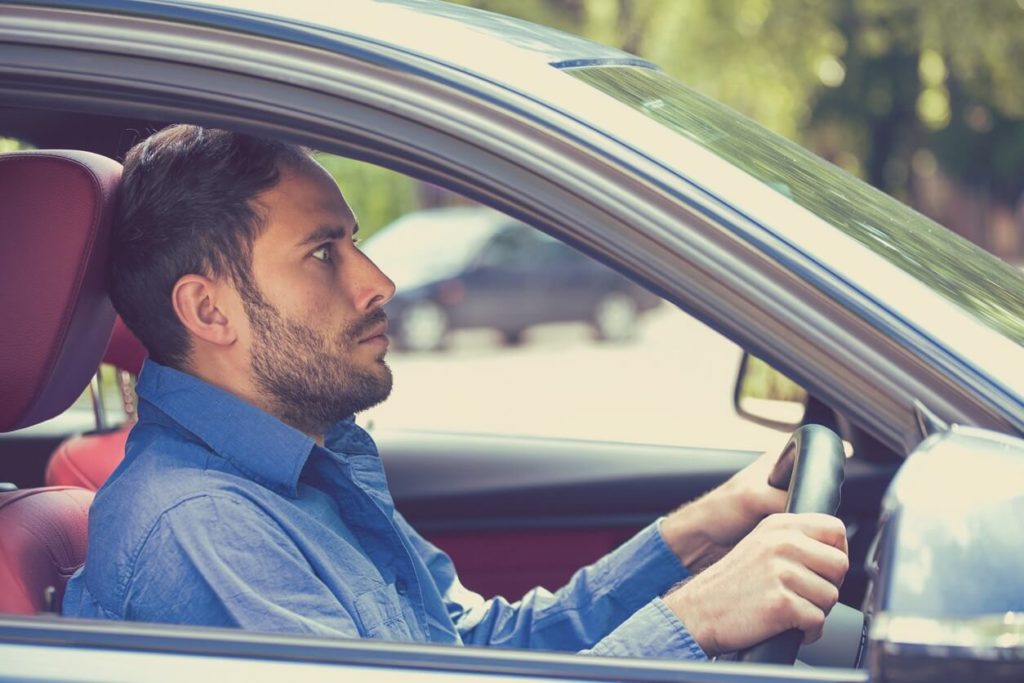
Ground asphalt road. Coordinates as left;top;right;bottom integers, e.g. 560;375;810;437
361;304;786;451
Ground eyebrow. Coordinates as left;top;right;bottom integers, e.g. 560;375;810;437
297;222;360;248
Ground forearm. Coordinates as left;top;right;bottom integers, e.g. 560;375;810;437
457;521;688;651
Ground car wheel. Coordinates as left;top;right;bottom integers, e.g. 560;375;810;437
501;328;525;346
398;301;449;352
592;292;638;342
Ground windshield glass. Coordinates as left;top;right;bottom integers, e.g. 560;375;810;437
568;65;1024;346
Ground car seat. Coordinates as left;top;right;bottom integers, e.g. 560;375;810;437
46;318;147;490
0;149;121;613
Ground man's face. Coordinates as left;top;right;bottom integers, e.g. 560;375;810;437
240;160;396;436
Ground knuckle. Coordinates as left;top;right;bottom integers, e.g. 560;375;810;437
837;551;851;575
775;563;797;589
776;533;804;559
766;588;791;617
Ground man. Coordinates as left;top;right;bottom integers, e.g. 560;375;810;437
63;125;848;660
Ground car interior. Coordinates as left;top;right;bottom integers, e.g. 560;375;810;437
0;105;904;666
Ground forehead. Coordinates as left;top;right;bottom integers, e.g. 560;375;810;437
255;161;355;242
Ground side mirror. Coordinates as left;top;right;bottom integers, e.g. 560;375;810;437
733;353;807;430
865;427;1024;683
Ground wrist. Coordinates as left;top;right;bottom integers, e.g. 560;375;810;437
664;581;719;657
659;500;720;572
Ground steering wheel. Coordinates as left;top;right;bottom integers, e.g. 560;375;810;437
736;424;846;665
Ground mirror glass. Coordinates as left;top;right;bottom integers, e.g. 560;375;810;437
735;354;808;429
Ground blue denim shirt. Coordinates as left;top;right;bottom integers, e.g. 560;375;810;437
64;361;706;660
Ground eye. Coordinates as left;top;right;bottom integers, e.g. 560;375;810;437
311;244;333;262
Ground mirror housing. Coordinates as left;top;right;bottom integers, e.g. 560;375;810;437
865;427;1024;683
733;352;807;430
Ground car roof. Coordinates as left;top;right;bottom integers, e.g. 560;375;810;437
35;0;656;71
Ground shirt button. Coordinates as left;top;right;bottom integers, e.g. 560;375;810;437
395;578;408;596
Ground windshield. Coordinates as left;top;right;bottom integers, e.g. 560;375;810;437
568;66;1024;346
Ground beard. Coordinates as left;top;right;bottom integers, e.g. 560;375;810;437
239;280;393;436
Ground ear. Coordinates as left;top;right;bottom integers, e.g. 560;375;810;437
171;274;238;348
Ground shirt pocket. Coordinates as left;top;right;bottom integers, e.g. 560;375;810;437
353;584;414;641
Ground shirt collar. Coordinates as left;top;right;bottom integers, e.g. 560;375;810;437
135;359;317;497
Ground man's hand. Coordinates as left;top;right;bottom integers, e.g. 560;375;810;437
660;447;790;571
663;512;849;657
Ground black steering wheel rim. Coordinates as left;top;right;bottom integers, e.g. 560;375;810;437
735;424;846;665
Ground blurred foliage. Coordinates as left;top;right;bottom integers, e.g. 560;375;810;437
446;0;1024;258
738;355;807;403
315;153;422;239
573;65;1024;343
0;137;31;152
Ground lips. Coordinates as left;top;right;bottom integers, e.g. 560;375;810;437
358;320;389;343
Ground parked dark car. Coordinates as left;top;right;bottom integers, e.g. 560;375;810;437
365;206;661;350
0;0;1022;682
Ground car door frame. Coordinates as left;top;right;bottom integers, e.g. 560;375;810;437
0;4;1016;681
0;614;870;683
2;2;1019;456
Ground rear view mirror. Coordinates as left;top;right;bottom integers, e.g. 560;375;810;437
733;353;807;430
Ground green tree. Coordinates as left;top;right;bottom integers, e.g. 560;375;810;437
446;0;1024;259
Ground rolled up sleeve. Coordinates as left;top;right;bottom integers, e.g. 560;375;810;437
584;597;707;660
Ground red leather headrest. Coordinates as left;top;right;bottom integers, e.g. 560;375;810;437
0;487;94;613
104;317;147;375
0;151;121;432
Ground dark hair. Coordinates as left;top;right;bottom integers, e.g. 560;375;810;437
110;125;310;368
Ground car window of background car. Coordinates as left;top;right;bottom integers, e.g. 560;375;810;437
315;153;784;451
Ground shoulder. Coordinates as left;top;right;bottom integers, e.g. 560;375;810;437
81;427;280;611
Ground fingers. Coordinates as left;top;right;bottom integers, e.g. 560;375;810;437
796;602;827;645
756;513;849;635
777;559;842;617
776;530;849;587
664;511;850;655
761;511;848;555
756;561;836;645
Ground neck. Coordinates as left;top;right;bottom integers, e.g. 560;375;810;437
186;354;326;443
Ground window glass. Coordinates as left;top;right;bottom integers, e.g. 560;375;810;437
7;364;130;438
568;65;1024;345
0;137;32;152
321;154;782;450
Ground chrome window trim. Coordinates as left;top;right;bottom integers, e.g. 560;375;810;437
0;615;868;683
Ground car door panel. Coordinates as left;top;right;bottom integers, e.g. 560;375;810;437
378;429;897;602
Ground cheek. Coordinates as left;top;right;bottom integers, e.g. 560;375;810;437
294;295;356;343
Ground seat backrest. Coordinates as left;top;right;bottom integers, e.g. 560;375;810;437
0;487;94;613
0;149;122;614
104;317;148;377
46;317;147;490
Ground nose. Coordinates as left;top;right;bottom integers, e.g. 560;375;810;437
356;250;396;312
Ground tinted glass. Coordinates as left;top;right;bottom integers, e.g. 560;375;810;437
569;66;1024;345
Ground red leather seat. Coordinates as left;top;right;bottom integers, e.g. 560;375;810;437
46;429;131;491
0;149;121;614
46;318;147;490
0;488;94;613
